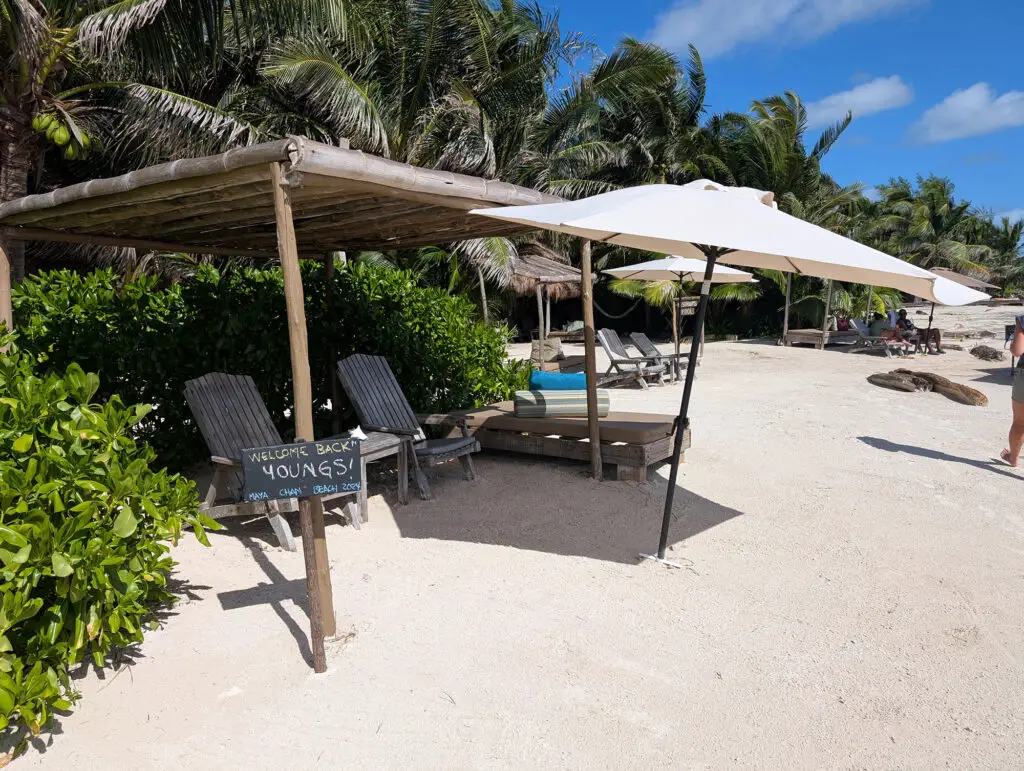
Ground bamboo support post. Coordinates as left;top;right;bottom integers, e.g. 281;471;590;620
536;284;545;347
270;162;337;659
545;290;551;335
820;279;833;348
579;240;602;479
781;272;792;345
297;497;327;673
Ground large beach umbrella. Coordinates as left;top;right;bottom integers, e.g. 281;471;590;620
604;256;757;376
472;181;989;563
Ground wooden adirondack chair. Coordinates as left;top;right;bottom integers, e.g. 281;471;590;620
336;354;480;500
629;332;690;381
184;373;300;550
596;329;667;389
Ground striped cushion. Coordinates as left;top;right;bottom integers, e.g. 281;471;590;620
513;390;610;418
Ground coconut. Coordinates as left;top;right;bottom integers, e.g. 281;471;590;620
53;125;70;147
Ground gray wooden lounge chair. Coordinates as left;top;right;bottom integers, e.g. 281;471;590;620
629;331;690;381
336;354;480;500
184;373;300;551
597;329;667;389
848;319;909;357
185;373;406;548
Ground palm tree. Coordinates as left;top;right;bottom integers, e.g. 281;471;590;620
0;0;353;281
867;175;992;272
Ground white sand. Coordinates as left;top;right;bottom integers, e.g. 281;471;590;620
23;305;1024;769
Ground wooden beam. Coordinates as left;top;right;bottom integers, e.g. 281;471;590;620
0;236;11;336
270;161;337;652
2;226;276;258
579;239;602;480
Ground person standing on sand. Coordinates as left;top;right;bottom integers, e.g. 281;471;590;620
1002;314;1024;467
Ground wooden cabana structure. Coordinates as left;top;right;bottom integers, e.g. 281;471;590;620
0;135;608;671
510;244;590;344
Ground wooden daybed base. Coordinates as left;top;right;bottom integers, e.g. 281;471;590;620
453;401;691;481
784;328;860;349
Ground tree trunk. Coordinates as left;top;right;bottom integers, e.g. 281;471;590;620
0;137;31;283
477;266;488;324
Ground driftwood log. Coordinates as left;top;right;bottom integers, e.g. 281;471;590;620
970;344;1005;362
867;369;988;406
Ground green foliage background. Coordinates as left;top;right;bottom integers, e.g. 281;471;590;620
14;263;529;468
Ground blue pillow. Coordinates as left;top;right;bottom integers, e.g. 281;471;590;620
529;370;587;390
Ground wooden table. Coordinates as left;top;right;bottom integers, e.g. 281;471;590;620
339;431;408;528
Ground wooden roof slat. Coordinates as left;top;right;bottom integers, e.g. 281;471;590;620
0;136;560;255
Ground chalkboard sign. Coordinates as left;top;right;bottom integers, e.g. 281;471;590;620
241;438;362;503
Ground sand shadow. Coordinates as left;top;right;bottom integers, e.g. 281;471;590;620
214;525;314;666
390;454;744;564
969;365;1016;385
857;436;1019;480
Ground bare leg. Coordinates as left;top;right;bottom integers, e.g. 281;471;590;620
1002;398;1024;467
931;329;942;353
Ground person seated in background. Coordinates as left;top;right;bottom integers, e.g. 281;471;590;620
896;308;943;354
868;312;901;340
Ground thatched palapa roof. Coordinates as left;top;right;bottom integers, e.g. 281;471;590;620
511;244;589;300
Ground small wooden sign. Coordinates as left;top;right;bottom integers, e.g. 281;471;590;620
677;297;699;317
241;438;362;503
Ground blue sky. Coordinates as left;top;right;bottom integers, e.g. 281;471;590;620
546;0;1024;222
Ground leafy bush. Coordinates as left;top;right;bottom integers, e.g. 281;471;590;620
0;341;208;738
15;263;529;467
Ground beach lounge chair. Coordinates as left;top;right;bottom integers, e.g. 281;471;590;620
629;331;690;381
596;329;667;388
184;373;302;551
848;319;909;357
185;373;406;548
336;354;480;500
455;402;690;481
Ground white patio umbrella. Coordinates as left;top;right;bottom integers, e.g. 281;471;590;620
604;256;757;377
472;180;989;563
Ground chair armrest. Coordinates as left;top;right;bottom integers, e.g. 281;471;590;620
363;424;421;437
415;413;468;428
415;414;470;437
211;456;243;471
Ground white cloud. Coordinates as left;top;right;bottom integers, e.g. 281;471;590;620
911;83;1024;143
805;76;913;128
647;0;921;58
997;208;1024;223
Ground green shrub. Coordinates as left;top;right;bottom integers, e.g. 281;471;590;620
0;340;210;738
16;263;530;467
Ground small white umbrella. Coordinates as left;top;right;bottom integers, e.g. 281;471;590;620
472;181;989;563
604;256;757;377
603;255;756;283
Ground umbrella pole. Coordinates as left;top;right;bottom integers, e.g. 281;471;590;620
579;240;602;479
864;285;873;323
781;272;792;345
652;248;720;563
673;280;681;381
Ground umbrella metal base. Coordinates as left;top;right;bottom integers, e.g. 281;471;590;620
639;553;684;569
